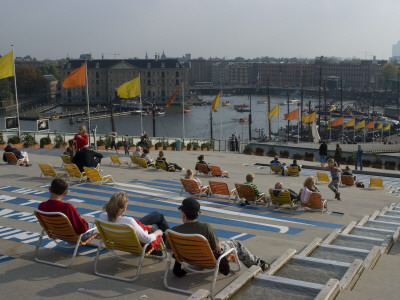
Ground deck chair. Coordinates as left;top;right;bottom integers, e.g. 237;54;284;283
316;172;331;184
270;163;282;174
129;155;139;166
210;165;229;177
94;219;165;282
34;209;98;268
136;157;154;168
299;192;327;214
164;230;240;295
269;189;295;210
208;181;236;202
4;152;25;165
39;163;67;179
180;178;209;198
84;167;114;185
341;175;355;186
64;163;87;182
196;163;211;175
369;178;384;189
156;159;175;171
60;155;72;167
287;166;300;176
109;155;130;167
235;183;268;206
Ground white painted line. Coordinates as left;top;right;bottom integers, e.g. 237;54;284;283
230;233;248;240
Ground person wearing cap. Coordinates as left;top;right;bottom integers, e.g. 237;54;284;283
168;197;269;277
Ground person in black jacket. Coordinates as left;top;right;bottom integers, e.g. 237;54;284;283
319;140;328;164
73;147;103;172
3;144;30;166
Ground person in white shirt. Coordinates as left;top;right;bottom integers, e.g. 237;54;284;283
98;191;169;246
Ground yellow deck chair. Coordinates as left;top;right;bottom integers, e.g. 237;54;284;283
208;181;236;202
94;219;165;282
210;165;229;177
316;172;331;184
156;159;175;171
299;192;327;214
164;230;240;295
180;178;209;198
270;163;282;174
195;163;211;175
129;155;139;166
64;164;87;182
269;189;295;210
369;178;384;189
235;183;267;206
341;175;355;186
83;167;114;185
109;155;130;167
287;166;300;176
4;152;25;165
39;163;67;179
60;155;72;167
135;157;154;168
34;210;98;268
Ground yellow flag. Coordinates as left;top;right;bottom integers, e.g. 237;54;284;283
301;111;316;123
211;92;221;112
344;118;355;128
355;120;365;130
117;76;140;99
376;122;383;129
384;124;391;131
268;104;279;120
0;51;14;80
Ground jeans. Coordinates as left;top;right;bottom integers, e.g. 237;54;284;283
124;145;129;155
81;221;98;241
328;178;340;194
220;240;262;268
139;211;170;232
355;160;363;171
320;155;326;164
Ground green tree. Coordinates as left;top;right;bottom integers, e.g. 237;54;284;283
16;65;46;96
382;62;399;81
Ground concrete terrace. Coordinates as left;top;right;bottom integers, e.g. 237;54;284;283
0;148;399;299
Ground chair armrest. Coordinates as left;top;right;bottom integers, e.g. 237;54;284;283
216;247;235;263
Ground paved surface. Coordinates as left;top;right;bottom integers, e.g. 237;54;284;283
0;148;399;299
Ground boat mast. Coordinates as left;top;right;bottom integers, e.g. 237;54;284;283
268;76;271;140
210;107;213;140
85;60;91;145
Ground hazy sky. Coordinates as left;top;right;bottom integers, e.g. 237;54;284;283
1;0;399;60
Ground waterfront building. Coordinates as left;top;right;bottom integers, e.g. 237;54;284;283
189;59;212;84
392;40;400;60
60;58;189;105
257;63;314;87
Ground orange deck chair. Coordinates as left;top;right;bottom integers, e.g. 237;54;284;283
341;175;355;186
299;192;327;214
180;178;209;198
235;183;268;206
208;181;236;202
195;163;211;175
210;165;229;177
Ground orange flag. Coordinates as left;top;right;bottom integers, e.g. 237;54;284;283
365;121;374;129
62;64;86;88
331;116;344;127
165;86;181;108
284;108;299;120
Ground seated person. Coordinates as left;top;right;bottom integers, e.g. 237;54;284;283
185;169;207;190
168;198;269;278
157;150;182;171
195;154;210;171
270;156;281;165
131;146;142;157
290;159;301;172
99;191;169;250
64;139;77;161
342;165;356;180
73;147;104;172
38;179;96;240
298;176;321;203
240;173;265;206
140;148;154;166
272;182;298;203
3;143;30;166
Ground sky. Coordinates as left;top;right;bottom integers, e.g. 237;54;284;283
1;0;399;61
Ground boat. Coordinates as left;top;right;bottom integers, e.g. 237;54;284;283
257;100;268;104
238;118;249;124
234;104;250;109
236;108;251;113
222;101;231;106
282;99;300;105
221;93;231;97
183;109;191;113
50;115;59;120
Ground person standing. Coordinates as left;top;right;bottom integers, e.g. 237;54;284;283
140;131;148;149
109;132;118;153
355;144;363;171
74;125;89;151
319;140;328;164
321;158;342;200
334;143;342;167
123;137;129;155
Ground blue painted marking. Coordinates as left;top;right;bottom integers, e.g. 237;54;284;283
153;179;182;186
131;180;181;192
0;255;16;263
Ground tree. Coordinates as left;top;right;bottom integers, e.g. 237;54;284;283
382;62;399;81
15;65;46;96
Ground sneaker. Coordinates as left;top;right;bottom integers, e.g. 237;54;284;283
259;260;269;272
336;192;341;200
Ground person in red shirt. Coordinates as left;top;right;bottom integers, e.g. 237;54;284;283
38;178;96;240
74;125;89;150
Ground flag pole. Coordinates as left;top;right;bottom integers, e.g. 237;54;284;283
11;46;21;138
382;125;383;143
220;89;222;142
182;81;185;140
85;60;91;146
139;73;143;134
353;121;355;142
297;118;300;143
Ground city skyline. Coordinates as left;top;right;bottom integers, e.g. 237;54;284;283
1;0;400;61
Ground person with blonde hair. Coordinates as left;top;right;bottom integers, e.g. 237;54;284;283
74;125;88;150
98;191;170;251
321;158;342;200
185;169;205;188
303;176;319;192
